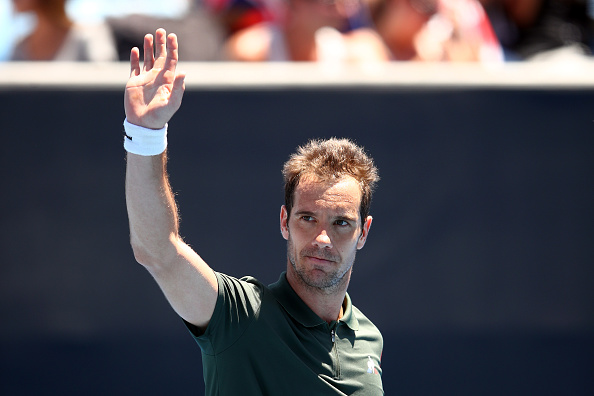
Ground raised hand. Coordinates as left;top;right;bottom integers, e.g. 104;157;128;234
124;29;186;129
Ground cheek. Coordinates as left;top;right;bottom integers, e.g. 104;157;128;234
287;221;311;243
286;229;299;253
335;234;360;255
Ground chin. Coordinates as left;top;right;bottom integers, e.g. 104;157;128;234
298;265;349;292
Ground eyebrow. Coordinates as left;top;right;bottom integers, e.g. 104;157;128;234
335;214;359;223
293;210;315;217
293;210;358;223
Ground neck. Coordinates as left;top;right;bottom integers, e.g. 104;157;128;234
286;265;351;323
26;12;72;60
35;9;72;32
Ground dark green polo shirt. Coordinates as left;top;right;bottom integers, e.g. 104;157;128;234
185;272;384;395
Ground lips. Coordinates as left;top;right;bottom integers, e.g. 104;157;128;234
302;251;338;264
301;246;339;264
306;256;334;264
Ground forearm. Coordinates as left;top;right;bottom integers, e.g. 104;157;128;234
121;29;218;328
125;151;180;268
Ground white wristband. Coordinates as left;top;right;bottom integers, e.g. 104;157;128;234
123;118;168;156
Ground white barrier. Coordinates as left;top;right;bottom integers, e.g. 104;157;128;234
1;60;594;90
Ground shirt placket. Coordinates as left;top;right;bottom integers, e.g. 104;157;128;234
329;322;341;379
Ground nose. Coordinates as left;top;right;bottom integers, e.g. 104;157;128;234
314;229;332;248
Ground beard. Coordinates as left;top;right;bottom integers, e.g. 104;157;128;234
286;235;354;294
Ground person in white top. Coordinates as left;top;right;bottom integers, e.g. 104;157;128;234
10;0;117;61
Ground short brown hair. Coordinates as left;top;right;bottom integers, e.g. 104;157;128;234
282;138;379;223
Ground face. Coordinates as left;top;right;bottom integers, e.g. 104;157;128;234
377;0;433;58
280;175;372;294
12;0;37;13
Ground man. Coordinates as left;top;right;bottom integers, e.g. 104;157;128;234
124;28;383;395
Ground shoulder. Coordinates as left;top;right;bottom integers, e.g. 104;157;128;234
217;272;267;304
345;28;391;62
63;23;117;61
185;272;267;336
352;304;383;343
9;37;28;61
224;23;275;61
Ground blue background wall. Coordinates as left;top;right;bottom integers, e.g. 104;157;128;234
1;86;593;395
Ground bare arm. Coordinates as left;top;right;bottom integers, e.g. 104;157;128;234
125;29;217;330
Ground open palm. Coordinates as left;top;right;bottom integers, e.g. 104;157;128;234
124;29;185;130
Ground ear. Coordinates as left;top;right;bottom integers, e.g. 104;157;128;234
356;216;372;250
280;205;290;240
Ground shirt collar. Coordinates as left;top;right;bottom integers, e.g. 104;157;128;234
340;291;360;331
269;272;359;331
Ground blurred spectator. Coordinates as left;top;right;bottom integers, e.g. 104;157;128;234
9;0;117;61
203;0;279;37
222;0;390;62
480;0;593;61
367;0;503;62
107;1;224;61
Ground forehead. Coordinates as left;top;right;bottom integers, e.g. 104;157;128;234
293;175;362;213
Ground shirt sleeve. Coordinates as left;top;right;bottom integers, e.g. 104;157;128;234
184;272;264;355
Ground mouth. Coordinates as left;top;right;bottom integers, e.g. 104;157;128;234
300;247;339;266
305;255;336;265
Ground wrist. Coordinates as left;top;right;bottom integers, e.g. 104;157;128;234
123;118;168;156
124;115;165;130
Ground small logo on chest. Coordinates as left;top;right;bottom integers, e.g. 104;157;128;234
366;356;379;375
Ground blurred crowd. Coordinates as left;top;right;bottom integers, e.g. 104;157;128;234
4;0;593;63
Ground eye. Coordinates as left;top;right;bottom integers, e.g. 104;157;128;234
301;215;315;222
334;219;350;227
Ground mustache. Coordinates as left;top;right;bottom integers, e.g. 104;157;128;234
300;247;339;262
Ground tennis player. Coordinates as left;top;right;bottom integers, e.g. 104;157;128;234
124;29;384;395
